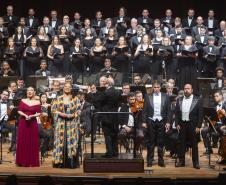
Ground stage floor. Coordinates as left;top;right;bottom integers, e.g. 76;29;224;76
0;136;225;179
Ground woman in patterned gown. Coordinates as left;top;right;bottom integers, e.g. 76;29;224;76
51;82;81;168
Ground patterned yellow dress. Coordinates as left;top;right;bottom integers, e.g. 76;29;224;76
51;95;81;168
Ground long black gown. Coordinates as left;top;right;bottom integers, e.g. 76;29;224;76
177;45;198;91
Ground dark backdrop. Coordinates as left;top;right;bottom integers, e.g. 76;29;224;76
1;0;226;21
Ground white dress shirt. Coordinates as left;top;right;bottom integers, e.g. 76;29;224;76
151;93;162;121
208;19;214;28
118;106;134;127
51;20;57;28
182;94;193;121
188;18;192;27
200;36;205;43
29;18;33;27
0;102;8;121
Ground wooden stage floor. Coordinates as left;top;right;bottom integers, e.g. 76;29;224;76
0;136;225;180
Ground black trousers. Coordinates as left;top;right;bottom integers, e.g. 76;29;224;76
102;124;118;157
146;119;165;163
178;121;199;164
1;121;16;149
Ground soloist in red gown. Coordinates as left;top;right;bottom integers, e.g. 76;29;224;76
16;100;41;167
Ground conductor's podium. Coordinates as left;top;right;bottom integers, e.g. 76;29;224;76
83;153;144;173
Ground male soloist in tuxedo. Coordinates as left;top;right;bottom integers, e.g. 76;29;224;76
175;84;203;169
142;81;171;167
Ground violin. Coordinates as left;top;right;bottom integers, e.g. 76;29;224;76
209;109;226;127
131;99;144;113
39;113;52;130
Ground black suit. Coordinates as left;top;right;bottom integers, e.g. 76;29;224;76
100;86;120;157
50;19;62;31
175;95;203;165
91;19;105;28
3;15;19;36
137;17;154;33
202;45;220;77
182;17;197;28
25;16;39;35
203;18;218;35
80;101;91;134
215;29;224;41
142;92;171;164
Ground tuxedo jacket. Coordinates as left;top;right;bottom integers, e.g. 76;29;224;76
39;25;55;37
25;17;39;29
214;29;224;39
0;100;13;119
191;25;204;37
161;17;175;27
214;77;225;89
182;17;197;28
91;19;106;28
137;17;154;31
175;95;203;128
50;19;62;30
195;35;208;45
203;18;218;30
80;101;91;132
202;45;220;56
142;93;171;124
3;15;19;26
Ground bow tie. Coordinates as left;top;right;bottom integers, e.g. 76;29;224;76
1;101;7;104
185;96;191;99
154;93;159;96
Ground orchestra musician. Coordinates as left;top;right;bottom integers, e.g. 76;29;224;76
0;89;15;152
201;90;226;164
118;92;136;152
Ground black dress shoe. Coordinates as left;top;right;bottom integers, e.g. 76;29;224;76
193;163;200;169
175;161;185;167
158;161;165;167
147;162;152;167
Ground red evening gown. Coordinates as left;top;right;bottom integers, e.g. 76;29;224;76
16;100;41;167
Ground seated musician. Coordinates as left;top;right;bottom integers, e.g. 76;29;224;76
0;89;15;152
77;91;91;136
201;90;226;164
38;93;53;157
118;92;136;152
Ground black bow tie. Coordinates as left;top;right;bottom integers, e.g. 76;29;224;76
1;101;7;104
185;96;191;99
